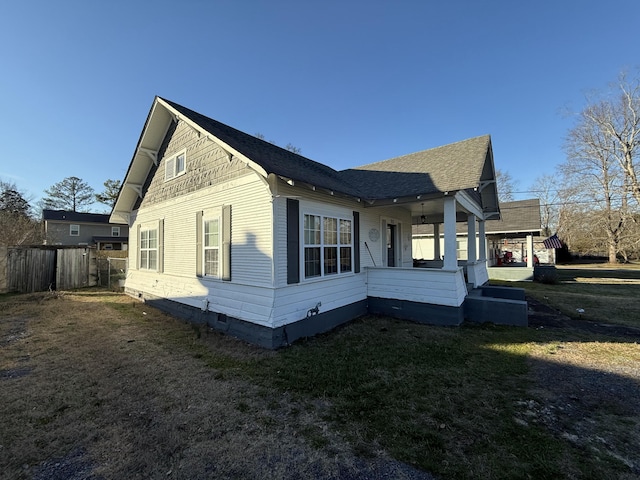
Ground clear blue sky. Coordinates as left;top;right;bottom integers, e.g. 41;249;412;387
1;0;638;212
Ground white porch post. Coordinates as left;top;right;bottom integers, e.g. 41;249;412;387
433;223;441;260
467;214;477;262
478;220;487;262
526;234;534;268
443;196;457;270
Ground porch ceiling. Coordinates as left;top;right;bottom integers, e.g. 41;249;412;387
369;191;486;225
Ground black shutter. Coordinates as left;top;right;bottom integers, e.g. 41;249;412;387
353;211;360;273
196;211;203;277
222;205;231;281
287;199;300;284
158;219;164;273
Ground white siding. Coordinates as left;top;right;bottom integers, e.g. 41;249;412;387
132;173;273;286
126;171;278;326
271;179;414;286
366;267;467;307
126;270;275;327
271;274;367;327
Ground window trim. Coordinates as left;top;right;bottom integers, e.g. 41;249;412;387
302;212;353;280
203;215;221;278
70;224;80;236
111;226;120;237
139;226;159;271
164;149;187;181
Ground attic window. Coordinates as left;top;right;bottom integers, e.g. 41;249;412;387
165;150;186;181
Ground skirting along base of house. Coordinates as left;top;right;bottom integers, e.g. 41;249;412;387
126;287;367;349
367;296;465;326
126;287;527;348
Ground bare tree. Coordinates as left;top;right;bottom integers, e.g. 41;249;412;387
43;176;95;212
284;143;302;154
579;71;640;205
495;169;518;202
255;133;302;154
530;174;561;236
563;107;633;263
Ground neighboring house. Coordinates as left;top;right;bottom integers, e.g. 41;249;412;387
413;199;548;281
43;210;129;250
111;96;507;349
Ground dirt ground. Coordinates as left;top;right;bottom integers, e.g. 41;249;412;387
1;291;639;478
0;292;436;480
525;296;640;475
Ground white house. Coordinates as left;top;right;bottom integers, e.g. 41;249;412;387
110;97;513;348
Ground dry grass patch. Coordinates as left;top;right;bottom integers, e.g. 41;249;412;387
0;291;429;480
2;289;639;479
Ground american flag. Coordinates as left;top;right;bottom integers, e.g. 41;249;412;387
543;234;562;249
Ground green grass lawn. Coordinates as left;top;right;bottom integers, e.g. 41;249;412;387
2;270;639;479
507;264;640;329
250;318;637;479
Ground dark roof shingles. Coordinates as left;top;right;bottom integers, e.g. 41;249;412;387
161;98;493;202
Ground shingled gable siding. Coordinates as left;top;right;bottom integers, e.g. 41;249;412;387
137;120;250;209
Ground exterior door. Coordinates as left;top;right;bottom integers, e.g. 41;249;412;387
387;224;396;267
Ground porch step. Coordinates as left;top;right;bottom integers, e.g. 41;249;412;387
464;286;528;327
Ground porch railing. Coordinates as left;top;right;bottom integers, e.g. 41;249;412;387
366;266;468;307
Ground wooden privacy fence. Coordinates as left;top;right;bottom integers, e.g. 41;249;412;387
1;246;97;293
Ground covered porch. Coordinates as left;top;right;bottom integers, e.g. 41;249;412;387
404;190;494;290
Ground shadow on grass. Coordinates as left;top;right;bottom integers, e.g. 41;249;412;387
557;267;640;282
253;317;640;479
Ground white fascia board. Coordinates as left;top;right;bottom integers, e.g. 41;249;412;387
155;98;269;179
112;99;173;216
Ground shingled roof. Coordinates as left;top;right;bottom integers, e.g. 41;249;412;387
162;98;494;202
112;97;499;220
43;209;116;224
161;98;358;199
484;198;541;234
413;199;540;236
342;135;493;200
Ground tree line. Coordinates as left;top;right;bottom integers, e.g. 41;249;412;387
0;178;121;246
531;70;640;263
4;70;640;261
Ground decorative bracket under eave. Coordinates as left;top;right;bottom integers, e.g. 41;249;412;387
139;147;158;166
125;182;144;198
111;211;131;226
478;179;496;192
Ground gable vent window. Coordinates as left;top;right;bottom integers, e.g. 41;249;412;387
164;151;186;181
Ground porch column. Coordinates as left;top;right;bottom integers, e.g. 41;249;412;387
526;234;534;268
433;223;441;260
443;196;457;270
478;220;487;262
466;214;477;262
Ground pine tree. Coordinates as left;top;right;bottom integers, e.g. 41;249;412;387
43;176;95;212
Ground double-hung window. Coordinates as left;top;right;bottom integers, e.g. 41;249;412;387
111;226;120;237
165;150;186;181
304;214;352;278
140;228;158;270
203;217;220;277
70;224;80;236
